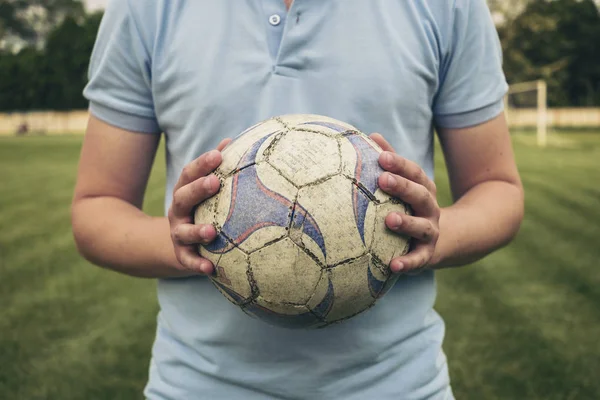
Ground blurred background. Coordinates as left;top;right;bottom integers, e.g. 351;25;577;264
0;1;599;399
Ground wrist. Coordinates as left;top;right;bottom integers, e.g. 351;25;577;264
427;207;456;270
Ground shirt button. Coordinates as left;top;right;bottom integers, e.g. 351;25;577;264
269;14;281;26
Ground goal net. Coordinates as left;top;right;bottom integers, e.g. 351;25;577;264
505;80;548;147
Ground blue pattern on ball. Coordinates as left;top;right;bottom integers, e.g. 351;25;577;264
206;132;325;261
311;278;335;318
212;279;247;305
290;204;327;260
346;134;384;244
300;121;349;133
367;264;386;298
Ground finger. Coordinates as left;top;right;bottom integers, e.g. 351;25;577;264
175;150;223;190
177;246;214;274
379;172;438;216
389;243;433;273
385;213;437;243
217;138;232;152
378;152;436;195
369;133;396;153
172;175;221;218
172;223;217;245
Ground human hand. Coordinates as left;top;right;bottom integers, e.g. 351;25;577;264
370;133;441;274
167;138;232;274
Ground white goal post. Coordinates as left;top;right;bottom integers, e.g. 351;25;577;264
505;80;548;147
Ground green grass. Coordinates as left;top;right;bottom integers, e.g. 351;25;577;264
1;131;599;399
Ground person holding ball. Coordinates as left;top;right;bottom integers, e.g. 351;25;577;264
72;0;524;398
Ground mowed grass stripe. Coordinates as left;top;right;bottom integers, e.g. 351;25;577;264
509;221;600;352
0;170;76;210
492;220;600;346
439;225;600;398
0;135;162;399
436;132;600;399
1;266;157;399
438;260;595;400
0;230;85;317
521;179;600;249
0;197;73;244
2;133;600;399
522;170;600;200
512;216;600;324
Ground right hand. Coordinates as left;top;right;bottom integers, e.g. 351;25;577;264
168;138;231;274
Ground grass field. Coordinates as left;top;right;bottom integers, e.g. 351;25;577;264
1;131;599;399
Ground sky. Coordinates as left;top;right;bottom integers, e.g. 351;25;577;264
85;0;108;11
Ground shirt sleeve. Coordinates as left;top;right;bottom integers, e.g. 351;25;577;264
433;0;508;129
83;0;160;134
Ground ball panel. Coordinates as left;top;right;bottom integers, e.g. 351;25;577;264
278;114;358;136
235;130;282;173
199;246;253;305
239;226;289;254
267;131;340;186
369;202;411;266
306;271;335;319
288;202;327;265
296;176;367;266
194;175;233;231
372;188;394;204
367;256;391;298
350;182;377;247
340;132;390;203
249;238;322;305
208;164;294;254
254;162;298;199
325;254;375;323
218;118;285;176
379;273;401;299
243;298;323;329
363;200;377;253
339;137;358;179
212;279;248;305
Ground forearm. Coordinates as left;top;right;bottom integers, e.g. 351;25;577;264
71;196;192;278
431;180;524;269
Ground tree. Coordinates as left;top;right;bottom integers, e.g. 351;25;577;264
499;0;600;106
42;11;102;110
0;0;84;50
0;1;34;44
488;0;533;25
0;10;102;111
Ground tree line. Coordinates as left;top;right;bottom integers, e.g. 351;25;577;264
0;0;599;112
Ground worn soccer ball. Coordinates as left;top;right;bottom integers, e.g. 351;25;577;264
194;114;410;329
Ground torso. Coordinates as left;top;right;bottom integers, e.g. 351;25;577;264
142;1;454;398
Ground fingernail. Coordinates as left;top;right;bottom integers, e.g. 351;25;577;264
200;260;212;274
199;225;209;239
390;213;402;229
207;150;219;163
392;260;404;273
384;173;396;188
381;151;393;166
203;176;215;190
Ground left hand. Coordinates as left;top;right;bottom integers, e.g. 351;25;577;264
370;133;441;274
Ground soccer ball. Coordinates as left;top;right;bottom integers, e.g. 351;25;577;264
194;114;410;329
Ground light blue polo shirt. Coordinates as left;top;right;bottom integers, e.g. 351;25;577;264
84;1;507;399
